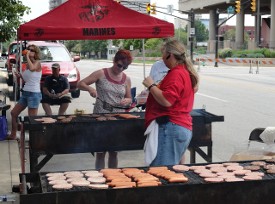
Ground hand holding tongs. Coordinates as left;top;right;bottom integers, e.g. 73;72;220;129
97;97;133;112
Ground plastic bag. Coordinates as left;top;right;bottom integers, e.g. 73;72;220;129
230;141;275;161
0;116;8;140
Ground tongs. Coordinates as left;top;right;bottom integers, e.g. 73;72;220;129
97;97;132;112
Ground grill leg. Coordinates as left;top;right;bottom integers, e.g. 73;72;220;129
20;123;26;173
208;145;212;163
29;153;39;173
189;147;196;163
188;145;212;163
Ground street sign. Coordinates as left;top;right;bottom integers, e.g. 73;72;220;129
167;5;173;14
190;28;195;35
227;6;234;14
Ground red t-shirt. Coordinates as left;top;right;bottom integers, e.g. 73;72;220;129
145;64;194;130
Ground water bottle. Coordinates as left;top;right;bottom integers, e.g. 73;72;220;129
51;89;55;98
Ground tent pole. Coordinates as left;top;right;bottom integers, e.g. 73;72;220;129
142;39;145;79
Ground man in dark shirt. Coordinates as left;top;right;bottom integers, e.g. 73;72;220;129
41;63;71;115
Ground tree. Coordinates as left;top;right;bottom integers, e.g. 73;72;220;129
0;0;30;42
144;38;162;50
223;28;236;41
175;28;187;45
122;39;143;50
112;39;121;47
79;40;108;58
194;20;208;42
65;40;79;52
224;28;250;43
65;40;108;58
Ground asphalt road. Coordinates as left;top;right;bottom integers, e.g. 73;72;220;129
1;60;274;172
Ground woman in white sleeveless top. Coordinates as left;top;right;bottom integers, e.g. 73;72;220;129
7;44;42;140
77;49;133;169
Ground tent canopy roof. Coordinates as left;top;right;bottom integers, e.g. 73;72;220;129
18;0;174;41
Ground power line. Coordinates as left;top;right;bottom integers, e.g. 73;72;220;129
120;1;191;22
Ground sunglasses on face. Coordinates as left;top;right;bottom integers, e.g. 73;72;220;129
117;63;128;70
27;48;35;52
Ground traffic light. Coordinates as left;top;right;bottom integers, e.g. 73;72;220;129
146;3;151;14
251;0;256;12
235;0;241;13
151;3;156;15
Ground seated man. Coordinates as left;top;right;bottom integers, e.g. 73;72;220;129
41;63;71;115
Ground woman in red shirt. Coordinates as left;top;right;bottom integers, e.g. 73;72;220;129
143;39;199;166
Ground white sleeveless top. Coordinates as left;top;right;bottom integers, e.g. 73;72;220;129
22;69;42;93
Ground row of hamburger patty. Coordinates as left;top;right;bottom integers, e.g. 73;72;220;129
44;159;275;191
34;113;141;124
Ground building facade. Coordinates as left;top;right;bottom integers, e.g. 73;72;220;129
49;0;67;10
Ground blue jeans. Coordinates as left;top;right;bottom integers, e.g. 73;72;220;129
18;91;42;109
150;121;192;166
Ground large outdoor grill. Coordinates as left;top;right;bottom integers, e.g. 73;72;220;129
19;161;275;204
20;109;224;173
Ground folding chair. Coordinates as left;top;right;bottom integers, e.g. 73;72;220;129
247;128;265;148
249;128;265;143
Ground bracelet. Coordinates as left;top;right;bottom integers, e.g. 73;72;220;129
148;83;157;91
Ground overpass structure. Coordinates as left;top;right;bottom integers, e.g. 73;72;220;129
178;0;275;52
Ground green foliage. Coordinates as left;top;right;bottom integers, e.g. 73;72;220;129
1;38;16;53
224;28;236;41
142;29;189;57
223;28;250;49
218;48;233;58
65;40;79;52
175;28;187;45
270;51;275;58
112;39;121;47
195;20;209;42
144;38;163;50
80;40;107;54
64;40;108;58
145;51;162;57
261;48;275;58
230;48;275;58
122;39;142;50
254;53;265;58
72;43;82;54
195;47;207;54
0;0;30;42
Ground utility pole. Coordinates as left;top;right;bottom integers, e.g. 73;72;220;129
256;0;260;47
189;9;195;63
214;8;219;67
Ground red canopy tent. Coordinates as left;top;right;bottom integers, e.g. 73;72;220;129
18;0;174;40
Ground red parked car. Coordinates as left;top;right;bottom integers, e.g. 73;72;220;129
6;41;81;100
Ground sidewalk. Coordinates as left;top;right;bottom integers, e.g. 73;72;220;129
0;69;20;202
0;140;20;203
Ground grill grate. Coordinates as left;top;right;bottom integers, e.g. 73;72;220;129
26;113;145;125
38;161;275;193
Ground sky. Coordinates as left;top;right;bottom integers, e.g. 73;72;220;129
21;0;181;22
21;0;49;21
21;0;257;26
154;0;256;26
